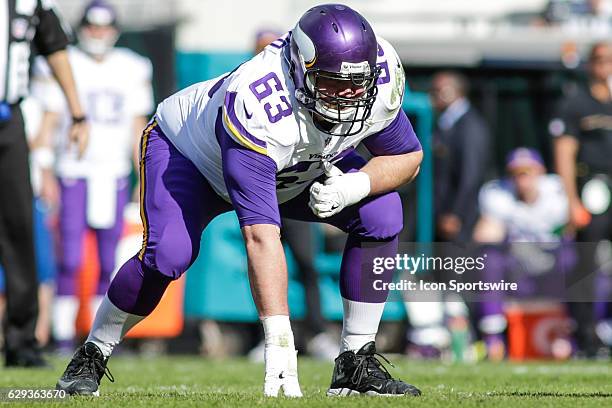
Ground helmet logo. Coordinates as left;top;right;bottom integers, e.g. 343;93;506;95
292;24;316;66
305;56;317;68
340;61;370;75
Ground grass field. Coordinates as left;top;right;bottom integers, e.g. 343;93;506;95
1;356;611;407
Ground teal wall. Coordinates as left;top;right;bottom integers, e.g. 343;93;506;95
176;51;251;87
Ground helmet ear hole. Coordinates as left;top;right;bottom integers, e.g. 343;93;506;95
332;22;339;33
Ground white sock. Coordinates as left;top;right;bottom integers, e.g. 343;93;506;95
86;295;144;358
340;298;385;353
262;315;295;348
405;301;444;328
405;301;450;348
52;296;79;342
262;315;296;370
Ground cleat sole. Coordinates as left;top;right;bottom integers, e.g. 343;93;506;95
327;387;418;397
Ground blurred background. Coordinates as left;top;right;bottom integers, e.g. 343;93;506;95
1;0;611;363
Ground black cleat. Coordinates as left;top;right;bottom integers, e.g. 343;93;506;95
327;341;421;397
56;342;114;396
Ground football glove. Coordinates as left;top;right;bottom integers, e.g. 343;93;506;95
264;342;303;397
309;163;371;218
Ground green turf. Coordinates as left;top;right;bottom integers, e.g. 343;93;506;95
1;356;610;407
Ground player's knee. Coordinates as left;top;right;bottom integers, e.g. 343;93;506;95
149;239;200;280
355;191;403;240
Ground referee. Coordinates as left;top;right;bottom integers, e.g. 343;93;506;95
1;0;87;366
552;41;612;357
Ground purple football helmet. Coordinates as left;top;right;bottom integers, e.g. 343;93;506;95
289;4;381;136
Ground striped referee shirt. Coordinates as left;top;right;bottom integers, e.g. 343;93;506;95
1;0;69;105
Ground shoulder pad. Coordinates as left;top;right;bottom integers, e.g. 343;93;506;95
479;179;515;218
111;48;153;78
374;37;405;117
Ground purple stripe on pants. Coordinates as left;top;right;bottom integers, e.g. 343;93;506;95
57;177;129;296
108;123;232;315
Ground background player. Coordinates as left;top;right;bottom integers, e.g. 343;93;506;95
57;4;422;397
32;0;153;353
474;148;570;360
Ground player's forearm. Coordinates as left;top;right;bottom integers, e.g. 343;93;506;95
242;224;289;317
361;150;423;195
33;111;60;149
554;136;580;203
46;50;84;118
30;111;59;171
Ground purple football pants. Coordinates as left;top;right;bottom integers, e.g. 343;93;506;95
108;122;402;316
57;177;130;296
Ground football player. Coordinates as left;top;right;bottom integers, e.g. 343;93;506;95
32;0;153;352
474;148;570;360
57;4;422;397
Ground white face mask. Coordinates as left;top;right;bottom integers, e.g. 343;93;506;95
77;29;118;58
314;99;358;121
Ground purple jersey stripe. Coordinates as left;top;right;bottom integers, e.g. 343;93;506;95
215;113;281;228
223;91;267;149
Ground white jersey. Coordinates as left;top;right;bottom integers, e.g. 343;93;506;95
479;175;568;242
156;34;406;204
31;46;153;179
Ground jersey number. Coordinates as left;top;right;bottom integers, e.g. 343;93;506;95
249;72;293;123
86;91;124;124
276;161;320;189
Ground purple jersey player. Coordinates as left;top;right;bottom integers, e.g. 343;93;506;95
57;4;423;397
32;0;153;353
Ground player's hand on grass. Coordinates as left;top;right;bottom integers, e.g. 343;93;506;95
309;163;370;218
263;344;303;398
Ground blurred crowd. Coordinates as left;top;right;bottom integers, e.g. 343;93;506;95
408;43;612;361
0;0;610;365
